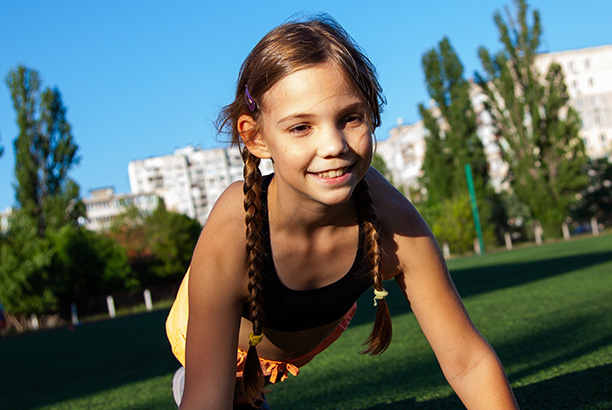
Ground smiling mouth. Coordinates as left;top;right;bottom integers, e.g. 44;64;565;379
317;167;349;179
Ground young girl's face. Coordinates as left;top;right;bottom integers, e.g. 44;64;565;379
253;63;373;207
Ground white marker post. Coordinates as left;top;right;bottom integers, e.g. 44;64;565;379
71;303;80;326
504;232;513;250
107;295;116;318
562;223;570;240
144;289;153;311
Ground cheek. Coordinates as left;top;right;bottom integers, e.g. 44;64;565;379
356;132;374;159
270;142;308;166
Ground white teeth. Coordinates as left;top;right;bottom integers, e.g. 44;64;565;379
318;167;346;178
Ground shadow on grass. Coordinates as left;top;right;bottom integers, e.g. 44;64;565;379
2;237;610;409
298;316;612;410
283;317;612;410
360;364;612;409
349;248;612;327
276;241;612;410
0;309;178;410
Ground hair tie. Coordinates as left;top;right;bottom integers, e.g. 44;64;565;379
249;332;263;347
373;288;388;306
245;85;256;112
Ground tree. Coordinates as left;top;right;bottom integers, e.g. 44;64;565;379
108;202;201;287
108;204;153;289
371;152;392;182
0;65;99;318
0;213;56;314
5;65;81;238
570;157;612;228
475;0;588;236
147;204;202;282
49;224;131;315
418;37;494;252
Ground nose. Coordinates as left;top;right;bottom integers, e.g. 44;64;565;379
317;127;349;158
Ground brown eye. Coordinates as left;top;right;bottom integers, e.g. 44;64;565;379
343;114;364;125
289;124;311;134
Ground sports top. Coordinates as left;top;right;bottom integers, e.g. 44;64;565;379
241;174;374;331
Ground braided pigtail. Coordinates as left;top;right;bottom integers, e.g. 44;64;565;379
356;179;392;355
241;148;267;404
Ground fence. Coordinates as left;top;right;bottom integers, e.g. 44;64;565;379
442;217;603;258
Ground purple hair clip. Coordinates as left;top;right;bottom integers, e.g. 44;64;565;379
245;85;256;112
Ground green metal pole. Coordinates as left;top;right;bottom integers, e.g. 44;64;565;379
464;164;485;255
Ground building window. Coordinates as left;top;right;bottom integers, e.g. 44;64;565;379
595;114;603;126
601;133;607;143
583;138;588;147
585;58;591;69
569;61;576;72
588;77;594;87
592;96;600;108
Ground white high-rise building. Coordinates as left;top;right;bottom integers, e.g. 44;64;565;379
534;44;612;159
128;145;273;225
82;188;160;231
376;119;426;194
128;146;241;224
379;44;612;194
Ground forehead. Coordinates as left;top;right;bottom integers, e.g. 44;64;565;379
261;63;362;118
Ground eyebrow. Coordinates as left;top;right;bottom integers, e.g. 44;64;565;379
276;102;366;126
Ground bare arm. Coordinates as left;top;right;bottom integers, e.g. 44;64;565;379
394;235;518;409
179;182;249;410
368;169;519;409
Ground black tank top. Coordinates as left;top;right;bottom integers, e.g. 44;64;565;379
242;174;374;331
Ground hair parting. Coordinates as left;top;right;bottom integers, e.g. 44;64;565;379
355;179;393;355
216;13;385;148
241;147;266;404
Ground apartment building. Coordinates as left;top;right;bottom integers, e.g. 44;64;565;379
379;44;612;193
82;188;160;231
128;145;273;225
534;44;612;159
79;45;609;229
376;119;426;194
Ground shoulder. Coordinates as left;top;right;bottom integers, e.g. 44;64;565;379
189;180;249;299
198;180;245;249
208;180;245;222
364;168;444;279
364;167;429;237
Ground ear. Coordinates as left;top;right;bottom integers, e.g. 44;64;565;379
238;114;272;159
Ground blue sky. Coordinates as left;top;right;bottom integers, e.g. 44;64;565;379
1;0;610;211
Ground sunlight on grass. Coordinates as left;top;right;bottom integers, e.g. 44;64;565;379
1;234;610;410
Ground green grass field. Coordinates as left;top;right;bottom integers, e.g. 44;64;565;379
1;234;611;409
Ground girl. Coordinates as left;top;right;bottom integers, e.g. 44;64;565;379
166;15;520;410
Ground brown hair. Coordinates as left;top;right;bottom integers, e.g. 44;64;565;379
216;14;390;404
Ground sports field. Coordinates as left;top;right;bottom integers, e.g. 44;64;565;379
2;233;611;409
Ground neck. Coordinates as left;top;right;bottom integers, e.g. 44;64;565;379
266;177;358;234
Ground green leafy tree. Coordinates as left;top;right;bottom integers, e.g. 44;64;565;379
147;204;202;282
570;158;612;228
371;152;392;182
108;204;153;289
0;66;126;318
475;0;588;236
109;202;201;287
50;225;131;314
418;37;494;252
0;214;55;313
5;65;82;237
425;193;478;255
